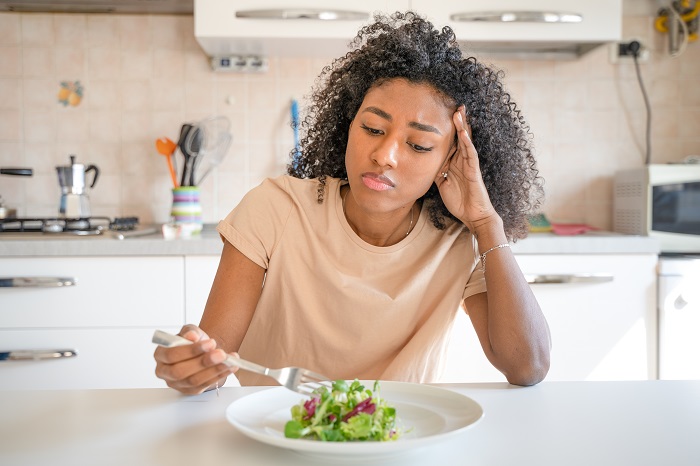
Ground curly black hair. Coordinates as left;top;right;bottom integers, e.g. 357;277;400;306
287;11;543;241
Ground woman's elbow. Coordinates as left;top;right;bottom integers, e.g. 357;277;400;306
505;352;551;387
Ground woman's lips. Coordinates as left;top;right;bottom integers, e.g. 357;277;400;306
361;172;394;191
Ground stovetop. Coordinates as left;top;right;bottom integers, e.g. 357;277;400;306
0;216;139;235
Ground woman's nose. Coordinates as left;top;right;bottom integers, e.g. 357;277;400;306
371;137;399;168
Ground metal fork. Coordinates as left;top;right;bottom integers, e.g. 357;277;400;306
152;330;330;395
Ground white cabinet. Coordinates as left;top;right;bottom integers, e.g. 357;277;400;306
441;253;658;383
195;0;409;57
195;0;621;59
185;255;220;325
413;0;622;43
0;257;185;390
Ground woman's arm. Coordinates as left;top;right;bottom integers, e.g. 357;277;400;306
153;241;265;394
199;241;266;354
463;218;551;386
437;106;550;386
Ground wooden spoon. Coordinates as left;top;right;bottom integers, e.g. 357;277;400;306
155;137;178;188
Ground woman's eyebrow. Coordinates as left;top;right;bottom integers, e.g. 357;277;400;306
362;106;442;135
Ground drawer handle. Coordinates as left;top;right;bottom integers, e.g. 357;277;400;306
0;277;76;287
0;349;78;361
451;11;583;23
235;9;369;21
524;274;613;284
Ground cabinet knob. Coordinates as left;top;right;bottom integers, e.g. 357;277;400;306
451;11;583;24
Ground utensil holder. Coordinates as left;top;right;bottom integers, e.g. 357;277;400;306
170;187;203;236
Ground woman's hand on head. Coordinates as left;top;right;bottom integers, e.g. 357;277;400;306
436;106;500;234
153;324;237;395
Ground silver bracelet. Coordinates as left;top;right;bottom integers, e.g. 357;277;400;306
480;243;510;272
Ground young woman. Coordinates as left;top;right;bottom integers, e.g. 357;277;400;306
154;12;551;394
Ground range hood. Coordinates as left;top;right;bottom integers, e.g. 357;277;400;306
0;0;193;14
194;0;623;61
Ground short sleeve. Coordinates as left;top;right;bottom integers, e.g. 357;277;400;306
462;234;487;299
216;177;293;269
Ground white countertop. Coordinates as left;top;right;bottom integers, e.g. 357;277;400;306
0;225;659;257
0;381;697;466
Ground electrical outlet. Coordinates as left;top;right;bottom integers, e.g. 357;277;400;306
609;39;650;64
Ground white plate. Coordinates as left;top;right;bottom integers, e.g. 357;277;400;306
225;381;483;461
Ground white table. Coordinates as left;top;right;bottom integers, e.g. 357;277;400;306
1;381;698;466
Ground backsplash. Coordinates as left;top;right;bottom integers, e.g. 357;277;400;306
0;11;698;229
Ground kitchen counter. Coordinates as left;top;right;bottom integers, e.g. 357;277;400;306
0;381;697;466
0;224;659;257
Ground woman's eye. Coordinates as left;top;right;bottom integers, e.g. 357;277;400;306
409;143;433;153
360;124;383;135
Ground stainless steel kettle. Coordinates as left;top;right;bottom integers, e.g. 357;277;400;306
56;155;99;218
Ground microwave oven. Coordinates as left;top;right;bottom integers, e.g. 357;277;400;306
614;164;700;253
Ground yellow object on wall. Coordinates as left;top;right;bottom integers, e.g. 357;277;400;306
58;81;84;107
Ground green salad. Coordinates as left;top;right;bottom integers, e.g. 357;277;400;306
284;379;400;442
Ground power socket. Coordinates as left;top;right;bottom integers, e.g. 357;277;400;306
609;39;649;64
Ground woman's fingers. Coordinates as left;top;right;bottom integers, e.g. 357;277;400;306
154;324;237;395
155;347;237;395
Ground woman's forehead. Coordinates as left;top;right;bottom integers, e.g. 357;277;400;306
360;78;456;127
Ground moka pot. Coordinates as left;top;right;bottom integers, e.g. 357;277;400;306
56;155;99;218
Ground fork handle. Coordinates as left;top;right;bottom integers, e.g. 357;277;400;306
152;330;269;375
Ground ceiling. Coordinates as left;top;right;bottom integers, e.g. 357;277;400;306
0;0;193;14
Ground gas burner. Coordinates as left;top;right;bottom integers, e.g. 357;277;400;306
0;216;139;235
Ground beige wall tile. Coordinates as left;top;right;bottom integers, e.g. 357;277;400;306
0;46;21;76
151;78;184;111
120;49;152;80
0;78;21;110
22;47;54;77
153;49;184;79
54;14;87;45
150;15;187;50
88;111;121;143
56;109;88;143
117;16;151;50
122;80;151;112
55;47;86;78
87;15;118;48
23;78;54;110
88;48;121;79
87;80;121;110
21;14;53;46
0;141;22;165
121;111;152;142
0;13;21;45
24;111;55;142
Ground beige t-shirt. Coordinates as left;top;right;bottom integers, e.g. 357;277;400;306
217;175;486;385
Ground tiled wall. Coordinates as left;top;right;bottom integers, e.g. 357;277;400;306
0;11;698;229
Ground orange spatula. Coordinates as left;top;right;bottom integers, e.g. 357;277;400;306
155;137;178;188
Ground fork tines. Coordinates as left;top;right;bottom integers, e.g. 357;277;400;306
296;369;332;396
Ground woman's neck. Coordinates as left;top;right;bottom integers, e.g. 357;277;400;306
342;186;415;247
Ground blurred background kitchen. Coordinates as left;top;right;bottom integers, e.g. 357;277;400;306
0;0;697;227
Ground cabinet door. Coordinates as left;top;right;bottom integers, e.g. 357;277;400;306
0;257;184;328
0;327;182;389
185;255;220;326
195;0;409;56
659;273;700;380
412;0;621;42
441;254;658;383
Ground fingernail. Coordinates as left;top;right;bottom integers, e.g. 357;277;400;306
211;350;226;364
202;339;216;351
457;112;463;124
